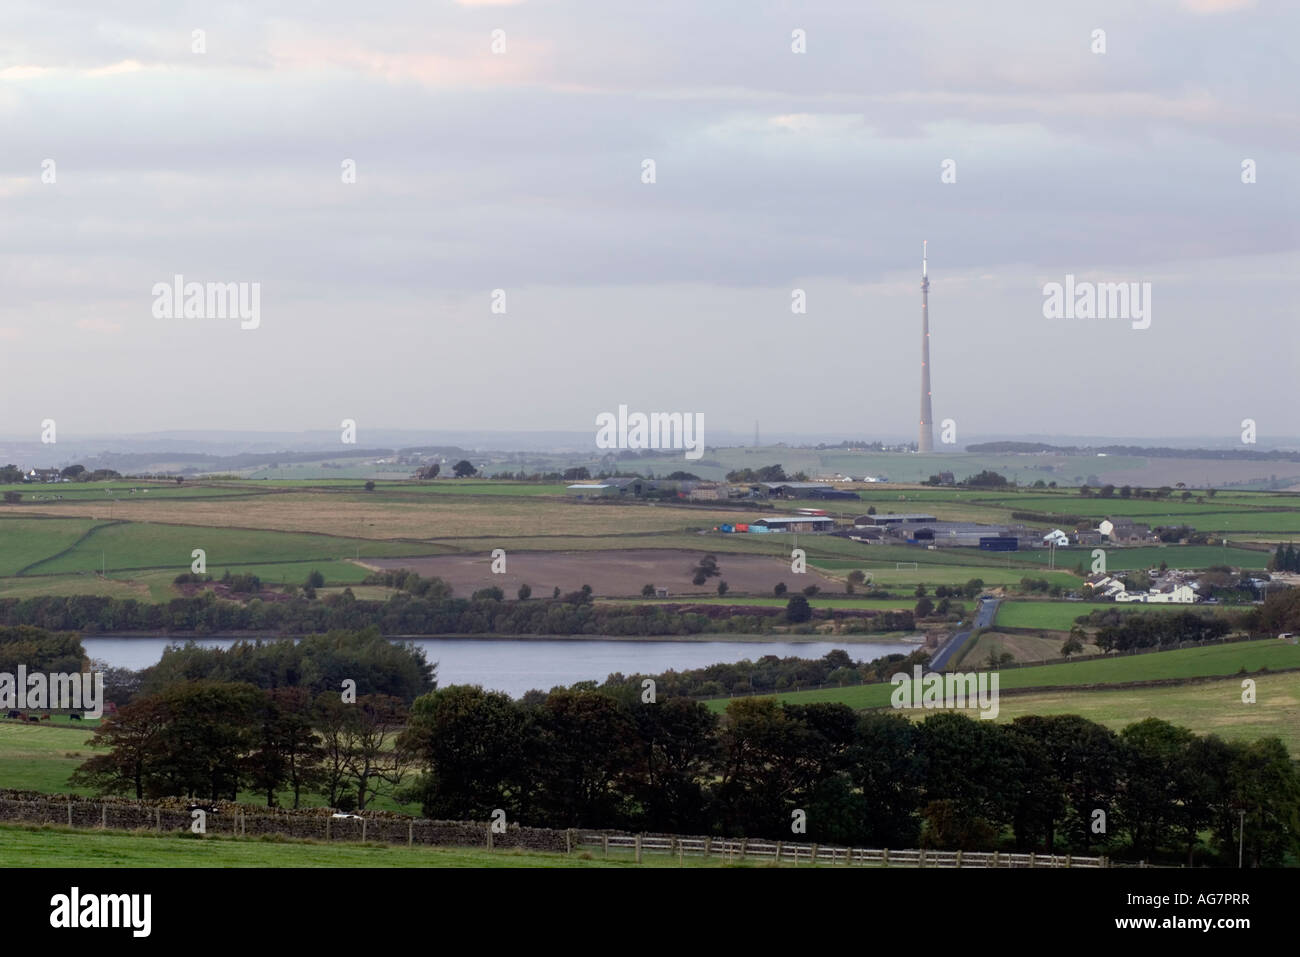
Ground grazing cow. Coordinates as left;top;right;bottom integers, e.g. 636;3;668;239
70;713;83;721
39;714;51;721
5;710;19;719
26;716;40;723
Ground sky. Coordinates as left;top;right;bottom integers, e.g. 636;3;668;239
0;0;1296;446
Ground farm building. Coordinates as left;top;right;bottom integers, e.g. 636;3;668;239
567;483;617;498
853;513;937;527
754;482;858;500
751;516;836;533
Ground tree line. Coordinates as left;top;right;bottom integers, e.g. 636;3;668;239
72;676;1300;865
0;587;912;637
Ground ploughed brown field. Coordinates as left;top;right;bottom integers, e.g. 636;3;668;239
365;549;843;599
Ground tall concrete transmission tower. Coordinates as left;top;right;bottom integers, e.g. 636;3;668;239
918;241;935;452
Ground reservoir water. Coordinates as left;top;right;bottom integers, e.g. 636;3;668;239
81;636;917;699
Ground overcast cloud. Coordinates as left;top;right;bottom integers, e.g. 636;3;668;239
0;0;1295;443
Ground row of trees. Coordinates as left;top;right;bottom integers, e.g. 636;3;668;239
0;589;911;637
73;682;407;811
72;677;1300;863
1268;543;1300;573
1074;609;1234;652
401;689;1299;864
591;648;932;698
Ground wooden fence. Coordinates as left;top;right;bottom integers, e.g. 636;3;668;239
576;832;1114;867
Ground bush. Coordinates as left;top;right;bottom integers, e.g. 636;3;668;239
786;595;812;623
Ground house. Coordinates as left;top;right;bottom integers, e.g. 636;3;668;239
1146;583;1197;604
24;468;61;484
1098;518;1153;543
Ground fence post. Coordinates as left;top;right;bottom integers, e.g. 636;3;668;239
810;844;818;865
67;801;72;828
634;834;642;864
361;818;366;843
992;849;999;867
565;829;572;855
408;820;413;847
955;849;963;868
1065;853;1072;868
775;841;782;864
602;834;608;858
704;837;711;859
882;847;889;867
101;804;106;829
155;807;161;832
1029;851;1036;868
487;822;493;851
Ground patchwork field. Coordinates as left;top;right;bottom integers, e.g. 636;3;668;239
368;549;845;598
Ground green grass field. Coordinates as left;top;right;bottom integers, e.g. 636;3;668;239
981;672;1300;752
23;522;441;576
701;639;1300;712
993;600;1235;631
0;823;753;868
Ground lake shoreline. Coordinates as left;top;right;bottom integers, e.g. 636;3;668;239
79;630;926;645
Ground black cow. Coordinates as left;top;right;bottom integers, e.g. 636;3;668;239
5;710;19;719
70;713;83;721
26;716;40;723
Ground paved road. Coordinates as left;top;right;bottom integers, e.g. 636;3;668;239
929;598;999;671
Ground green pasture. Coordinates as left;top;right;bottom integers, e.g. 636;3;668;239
0;517;104;576
993;600;1236;631
702;639;1300;713
0;823;780;868
23;523;441;576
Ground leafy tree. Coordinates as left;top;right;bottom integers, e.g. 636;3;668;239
914;597;934;618
1118;718;1196;860
529;690;638;828
641;583;655;598
716;580;729;597
802;585;820;597
517;583;532;601
785;594;812;623
452;460;477;478
773;582;787;597
363;480;375;491
305;569;326;589
398;685;530;820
